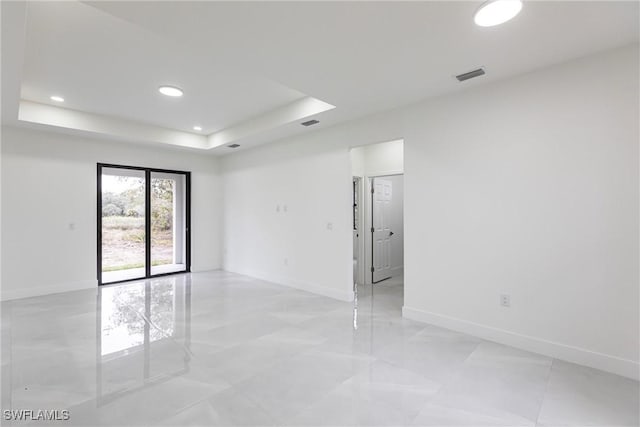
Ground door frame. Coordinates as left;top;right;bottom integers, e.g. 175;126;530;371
97;163;191;286
352;176;364;287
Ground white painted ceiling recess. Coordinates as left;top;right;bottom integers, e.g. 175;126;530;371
2;1;638;154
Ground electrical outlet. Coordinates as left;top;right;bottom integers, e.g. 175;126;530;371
284;258;288;266
327;222;333;230
500;294;511;307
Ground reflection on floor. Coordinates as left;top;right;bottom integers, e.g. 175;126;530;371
1;271;638;426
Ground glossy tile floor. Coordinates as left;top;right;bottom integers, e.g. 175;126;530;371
1;271;638;426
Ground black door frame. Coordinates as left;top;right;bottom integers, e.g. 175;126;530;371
97;163;191;286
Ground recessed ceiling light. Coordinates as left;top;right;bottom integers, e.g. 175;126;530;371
474;0;523;27
193;126;202;131
50;95;64;102
158;85;184;97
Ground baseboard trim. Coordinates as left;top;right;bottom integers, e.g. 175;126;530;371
402;305;639;380
1;279;97;301
224;267;354;302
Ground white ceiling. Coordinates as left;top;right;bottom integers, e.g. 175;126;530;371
21;1;308;135
3;1;638;154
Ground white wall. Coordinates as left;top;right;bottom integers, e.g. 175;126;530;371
223;144;353;301
222;44;639;379
362;139;404;176
402;45;638;380
1;126;223;300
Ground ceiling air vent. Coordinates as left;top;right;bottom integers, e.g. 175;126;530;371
227;144;240;148
456;67;485;82
301;119;319;127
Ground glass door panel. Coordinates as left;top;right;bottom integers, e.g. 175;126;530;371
101;167;146;284
150;172;187;276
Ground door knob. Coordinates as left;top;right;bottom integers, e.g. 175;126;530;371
389;231;394;236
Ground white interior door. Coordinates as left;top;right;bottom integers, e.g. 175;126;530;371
372;178;393;283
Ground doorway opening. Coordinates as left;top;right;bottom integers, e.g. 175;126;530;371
97;164;191;285
350;139;404;314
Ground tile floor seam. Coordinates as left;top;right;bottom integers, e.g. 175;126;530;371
534;358;555;427
159;389;221;426
406;338;484;424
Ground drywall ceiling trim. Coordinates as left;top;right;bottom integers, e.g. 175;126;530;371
207;96;335;149
18;101;208;150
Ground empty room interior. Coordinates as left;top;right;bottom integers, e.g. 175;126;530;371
1;1;638;426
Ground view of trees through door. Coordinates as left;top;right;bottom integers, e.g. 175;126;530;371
99;164;190;284
101;176;175;271
149;178;177;268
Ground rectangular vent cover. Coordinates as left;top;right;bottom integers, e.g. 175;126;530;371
227;144;240;148
301;119;319;127
456;68;485;82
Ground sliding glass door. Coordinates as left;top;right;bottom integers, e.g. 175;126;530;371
98;164;190;285
150;172;188;276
